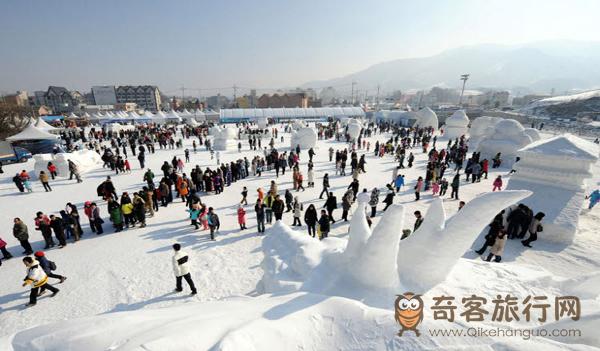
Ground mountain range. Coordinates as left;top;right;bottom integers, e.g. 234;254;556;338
303;41;600;94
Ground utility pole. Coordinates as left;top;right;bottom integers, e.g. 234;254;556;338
458;74;470;106
351;81;357;105
233;85;238;101
181;86;185;109
376;84;380;111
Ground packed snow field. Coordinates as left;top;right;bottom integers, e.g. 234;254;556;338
0;125;599;350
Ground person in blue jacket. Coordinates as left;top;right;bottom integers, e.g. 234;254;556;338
186;205;201;230
587;189;600;210
394;174;405;192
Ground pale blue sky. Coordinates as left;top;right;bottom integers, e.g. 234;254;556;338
1;0;599;95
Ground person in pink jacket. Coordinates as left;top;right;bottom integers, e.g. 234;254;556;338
492;175;503;191
431;181;440;196
199;205;209;230
237;206;247;230
414;176;423;201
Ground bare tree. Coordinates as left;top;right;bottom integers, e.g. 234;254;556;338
0;103;30;140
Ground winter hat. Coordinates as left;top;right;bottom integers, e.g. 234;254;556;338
34;251;45;257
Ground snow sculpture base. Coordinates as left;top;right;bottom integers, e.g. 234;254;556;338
444;110;469;139
290;127;317;150
259;191;530;307
416;107;439;129
33;149;102;179
213;138;237;151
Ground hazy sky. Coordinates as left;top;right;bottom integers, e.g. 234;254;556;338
1;0;599;96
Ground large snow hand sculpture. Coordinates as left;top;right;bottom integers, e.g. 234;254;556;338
260;190;530;307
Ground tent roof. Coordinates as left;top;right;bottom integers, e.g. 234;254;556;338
36;118;58;130
7;124;59;141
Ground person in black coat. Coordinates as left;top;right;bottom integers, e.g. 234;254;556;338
475;211;504;254
13;174;24;192
318;210;330;240
304;204;318;237
348;179;360;200
383;186;395;211
319;174;330;199
271;195;285;221
49;215;67;248
507;204;527;239
323;192;337;223
254;199;266;233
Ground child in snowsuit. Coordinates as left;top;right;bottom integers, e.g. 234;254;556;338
237;206;247;230
492;176;503;191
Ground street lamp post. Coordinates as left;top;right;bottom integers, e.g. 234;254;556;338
458;74;470;106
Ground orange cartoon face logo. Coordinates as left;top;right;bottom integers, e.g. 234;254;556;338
395;292;424;337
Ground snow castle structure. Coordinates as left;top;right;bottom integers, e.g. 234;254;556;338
415;107;439;130
476;119;533;166
290;126;317;150
33;149;102;179
506;134;599;244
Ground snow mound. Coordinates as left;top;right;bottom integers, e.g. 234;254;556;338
212;126;239;151
443;110;469;139
468;116;501;149
476;119;533;166
506;134;599;244
532;89;600;106
346;119;362;140
523;128;541;142
33;150;102;179
259;191;531;307
415;107;439;129
256;116;268;129
291;119;306;131
290;127;317;150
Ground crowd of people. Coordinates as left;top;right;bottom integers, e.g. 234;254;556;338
1;117;576;307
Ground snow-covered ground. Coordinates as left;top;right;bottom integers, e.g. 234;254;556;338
0;126;599;350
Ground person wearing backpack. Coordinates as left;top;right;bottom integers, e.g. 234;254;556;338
34;251;66;284
172;243;197;295
207;207;220;241
22;256;59;307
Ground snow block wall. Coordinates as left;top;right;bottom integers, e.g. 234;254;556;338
476;119;533;166
290;127;317;150
506;134;599;244
33;149;102;179
259;191;530;307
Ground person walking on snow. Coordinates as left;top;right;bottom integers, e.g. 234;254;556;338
492;175;503;191
22;256;59;307
207;207;220;240
34;251;67;283
172;243;197;295
13;217;33;255
237;205;247;230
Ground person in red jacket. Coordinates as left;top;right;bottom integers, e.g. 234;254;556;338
237;205;247;230
47;162;58;179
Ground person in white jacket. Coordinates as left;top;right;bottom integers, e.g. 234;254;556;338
172;243;197;295
22;256;59;307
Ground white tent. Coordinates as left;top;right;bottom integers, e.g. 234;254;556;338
7;124;59;141
153;111;167;124
193;109;206;122
35;118;58;131
82;112;91;119
68;112;79;119
165;110;182;123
